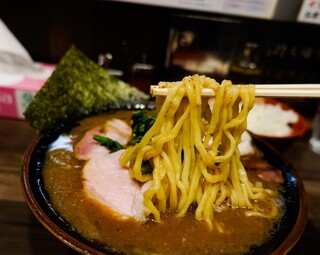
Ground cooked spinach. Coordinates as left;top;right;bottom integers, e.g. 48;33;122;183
131;111;156;143
93;134;124;152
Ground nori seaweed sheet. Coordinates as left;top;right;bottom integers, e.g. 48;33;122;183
24;45;149;133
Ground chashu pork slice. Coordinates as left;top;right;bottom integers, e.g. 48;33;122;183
83;150;148;221
76;118;148;221
74;118;131;160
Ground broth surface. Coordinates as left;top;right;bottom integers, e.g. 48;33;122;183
42;111;284;255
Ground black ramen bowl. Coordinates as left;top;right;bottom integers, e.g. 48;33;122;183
21;109;308;255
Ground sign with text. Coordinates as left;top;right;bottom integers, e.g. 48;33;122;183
298;0;320;24
114;0;278;19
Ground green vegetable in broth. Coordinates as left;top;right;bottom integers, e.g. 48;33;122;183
93;134;124;152
131;111;156;143
24;45;149;133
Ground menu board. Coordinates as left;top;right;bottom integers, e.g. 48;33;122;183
113;0;279;19
298;0;320;24
219;0;278;18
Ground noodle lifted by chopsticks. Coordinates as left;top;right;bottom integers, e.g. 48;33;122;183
120;74;277;228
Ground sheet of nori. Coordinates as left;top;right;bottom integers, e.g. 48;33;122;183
24;45;149;133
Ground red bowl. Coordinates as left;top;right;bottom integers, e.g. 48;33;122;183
247;98;308;140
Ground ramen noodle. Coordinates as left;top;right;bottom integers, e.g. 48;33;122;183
42;74;285;254
120;74;278;228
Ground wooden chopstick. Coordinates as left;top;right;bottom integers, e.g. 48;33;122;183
255;84;320;98
150;84;320;98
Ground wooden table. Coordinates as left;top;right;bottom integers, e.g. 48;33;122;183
0;116;320;255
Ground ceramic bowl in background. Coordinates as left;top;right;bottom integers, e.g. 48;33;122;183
247;98;308;151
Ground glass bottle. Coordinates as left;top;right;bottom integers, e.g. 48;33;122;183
229;42;262;84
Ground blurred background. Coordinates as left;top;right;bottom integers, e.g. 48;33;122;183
1;0;320;94
1;2;320;254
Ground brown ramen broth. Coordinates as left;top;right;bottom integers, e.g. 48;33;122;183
42;110;284;255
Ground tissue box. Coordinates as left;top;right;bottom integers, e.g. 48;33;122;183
0;63;55;119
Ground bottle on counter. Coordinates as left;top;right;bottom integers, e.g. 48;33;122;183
127;54;156;94
309;100;320;155
228;42;263;84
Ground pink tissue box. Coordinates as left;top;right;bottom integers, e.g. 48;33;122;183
0;63;55;119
